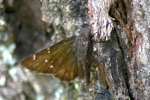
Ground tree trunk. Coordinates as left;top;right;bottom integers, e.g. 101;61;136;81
89;0;150;99
3;0;150;100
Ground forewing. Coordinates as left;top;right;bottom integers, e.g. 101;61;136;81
21;37;81;81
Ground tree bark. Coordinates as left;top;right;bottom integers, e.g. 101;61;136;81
3;0;150;100
90;0;150;99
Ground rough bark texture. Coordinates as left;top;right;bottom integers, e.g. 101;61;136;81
113;0;150;99
89;0;150;99
129;0;150;99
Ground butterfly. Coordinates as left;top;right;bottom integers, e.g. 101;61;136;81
21;36;90;81
21;34;112;91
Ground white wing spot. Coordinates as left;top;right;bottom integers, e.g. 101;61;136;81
32;54;36;60
47;48;50;50
48;50;51;53
44;59;48;63
49;65;54;69
47;48;51;53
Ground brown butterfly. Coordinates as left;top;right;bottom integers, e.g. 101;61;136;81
21;36;90;81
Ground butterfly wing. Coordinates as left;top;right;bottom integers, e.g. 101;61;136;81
21;37;81;81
